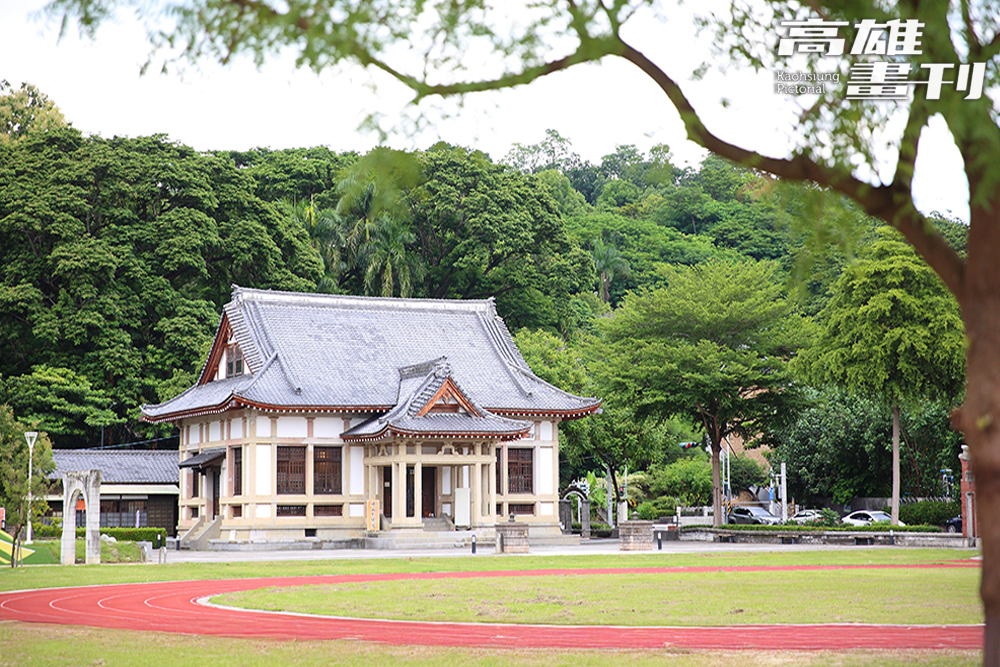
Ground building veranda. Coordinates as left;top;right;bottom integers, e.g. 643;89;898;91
142;287;600;547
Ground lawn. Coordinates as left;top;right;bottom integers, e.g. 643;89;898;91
0;548;982;667
213;562;980;626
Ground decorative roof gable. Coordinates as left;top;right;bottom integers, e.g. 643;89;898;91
342;358;530;442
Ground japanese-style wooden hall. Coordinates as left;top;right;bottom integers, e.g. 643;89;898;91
142;287;601;547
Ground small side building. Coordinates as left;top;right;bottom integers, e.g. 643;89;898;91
46;450;180;535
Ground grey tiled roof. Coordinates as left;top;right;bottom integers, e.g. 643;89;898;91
342;358;531;441
143;287;601;422
178;447;226;470
50;450;179;484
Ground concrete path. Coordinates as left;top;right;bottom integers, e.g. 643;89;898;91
161;538;918;563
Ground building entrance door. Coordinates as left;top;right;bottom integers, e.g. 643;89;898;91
422;467;436;517
382;466;392;518
211;469;220;518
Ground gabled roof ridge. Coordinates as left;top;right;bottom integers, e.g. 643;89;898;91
233;353;282;397
240;299;276;362
508;363;600;405
232;285;497;314
474;312;534;398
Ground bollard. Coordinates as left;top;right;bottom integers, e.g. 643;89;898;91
657;531;662;551
158;546;167;564
889;529;894;546
472;534;477;555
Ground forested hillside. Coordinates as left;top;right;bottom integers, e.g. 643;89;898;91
0;88;969;506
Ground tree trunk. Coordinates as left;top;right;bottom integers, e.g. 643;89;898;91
952;193;1000;666
891;402;900;526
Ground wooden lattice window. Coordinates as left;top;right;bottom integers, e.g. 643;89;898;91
233;447;243;496
314;446;343;495
226;344;244;377
510;503;535;515
507;448;534;494
496;448;502;492
314;505;343;517
277;446;306;494
276;505;306;516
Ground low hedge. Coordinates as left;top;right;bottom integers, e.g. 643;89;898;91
83;527;169;546
36;524;168;546
718;523;941;533
899;500;960;527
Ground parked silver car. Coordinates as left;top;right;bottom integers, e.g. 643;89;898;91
727;506;782;525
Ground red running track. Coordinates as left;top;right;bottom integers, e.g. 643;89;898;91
0;564;982;650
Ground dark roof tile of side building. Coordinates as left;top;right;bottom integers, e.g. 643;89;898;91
50;450;179;485
142;287;600;423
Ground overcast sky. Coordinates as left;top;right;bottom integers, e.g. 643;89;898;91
1;2;971;222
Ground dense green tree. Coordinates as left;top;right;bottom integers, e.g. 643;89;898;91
772;389;963;505
534;169;591;219
0;406;54;565
0;128;323;446
595;179;643;211
648;455;713;507
799;228;965;524
772;389;893;505
0;366;123;448
227;146;357;210
513;328;686;493
408;147;577;316
0;81;66;144
599;258;813;526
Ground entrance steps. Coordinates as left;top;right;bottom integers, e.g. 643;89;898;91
179;515;222;550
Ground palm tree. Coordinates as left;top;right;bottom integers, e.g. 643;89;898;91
591;237;630;303
335;174;380;264
357;217;425;297
290;197;345;292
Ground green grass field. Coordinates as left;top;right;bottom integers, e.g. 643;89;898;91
214;562;980;626
0;548;983;667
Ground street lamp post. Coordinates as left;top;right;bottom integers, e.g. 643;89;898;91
25;431;37;545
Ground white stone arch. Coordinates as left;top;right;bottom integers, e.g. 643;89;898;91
61;470;101;566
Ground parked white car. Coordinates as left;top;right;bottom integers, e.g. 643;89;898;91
841;510;905;527
789;509;824;524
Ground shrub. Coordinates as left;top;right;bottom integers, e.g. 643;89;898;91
34;520;62;538
72;527;169;546
648;457;712;507
899;500;960;527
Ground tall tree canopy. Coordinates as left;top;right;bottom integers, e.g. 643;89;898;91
799;228;966;523
0;128;323;446
598;258;813;526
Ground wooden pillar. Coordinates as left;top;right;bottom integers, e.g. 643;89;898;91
392;458;402;521
488;444;496;522
367;452;377;502
414;459;423;520
472;443;482;527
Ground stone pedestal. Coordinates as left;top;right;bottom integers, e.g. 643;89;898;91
495;522;529;554
618;520;654;551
